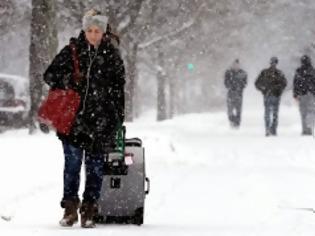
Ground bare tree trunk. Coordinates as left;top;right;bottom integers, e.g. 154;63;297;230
169;72;176;119
125;43;138;122
134;64;141;120
48;6;58;60
157;46;167;121
177;72;187;115
28;0;57;133
167;52;181;119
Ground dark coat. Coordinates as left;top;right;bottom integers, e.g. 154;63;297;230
224;69;247;95
255;67;287;97
43;31;125;154
293;64;315;98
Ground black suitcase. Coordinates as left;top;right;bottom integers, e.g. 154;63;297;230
96;137;150;225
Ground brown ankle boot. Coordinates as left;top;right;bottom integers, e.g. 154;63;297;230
59;199;80;227
80;202;98;228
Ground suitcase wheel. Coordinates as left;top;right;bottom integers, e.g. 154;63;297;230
133;207;144;226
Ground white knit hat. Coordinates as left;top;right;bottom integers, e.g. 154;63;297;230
82;10;108;32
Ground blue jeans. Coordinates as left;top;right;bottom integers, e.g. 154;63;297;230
264;96;280;135
61;140;104;204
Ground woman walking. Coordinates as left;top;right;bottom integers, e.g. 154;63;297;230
43;9;125;228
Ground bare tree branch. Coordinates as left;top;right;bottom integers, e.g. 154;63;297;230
119;0;146;36
138;2;205;50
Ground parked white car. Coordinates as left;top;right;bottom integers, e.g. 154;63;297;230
0;73;30;127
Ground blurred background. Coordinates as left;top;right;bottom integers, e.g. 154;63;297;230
1;0;315;130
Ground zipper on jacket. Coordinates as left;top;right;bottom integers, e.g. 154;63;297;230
82;45;99;114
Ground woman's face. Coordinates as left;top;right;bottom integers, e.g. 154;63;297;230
85;25;103;47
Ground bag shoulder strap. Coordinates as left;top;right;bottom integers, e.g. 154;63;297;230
69;41;81;83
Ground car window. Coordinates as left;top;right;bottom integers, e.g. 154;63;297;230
0;81;15;100
0;88;6;100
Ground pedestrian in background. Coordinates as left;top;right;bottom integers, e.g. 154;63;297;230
224;59;247;128
255;57;287;136
293;55;315;135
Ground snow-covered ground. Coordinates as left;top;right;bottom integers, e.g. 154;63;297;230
1;105;315;235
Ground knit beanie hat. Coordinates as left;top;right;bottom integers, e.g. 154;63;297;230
82;9;108;32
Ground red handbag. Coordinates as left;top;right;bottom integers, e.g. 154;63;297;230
38;43;81;135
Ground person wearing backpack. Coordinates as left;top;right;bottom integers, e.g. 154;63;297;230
255;57;287;136
43;9;125;228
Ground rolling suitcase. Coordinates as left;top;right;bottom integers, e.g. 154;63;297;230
96;130;150;225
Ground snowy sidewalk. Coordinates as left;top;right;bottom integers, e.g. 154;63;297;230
1;107;315;235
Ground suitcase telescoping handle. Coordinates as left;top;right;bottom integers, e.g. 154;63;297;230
114;124;126;160
145;177;150;195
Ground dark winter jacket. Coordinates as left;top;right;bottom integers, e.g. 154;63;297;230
293;64;315;98
43;31;125;153
224;69;247;95
255;67;287;97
